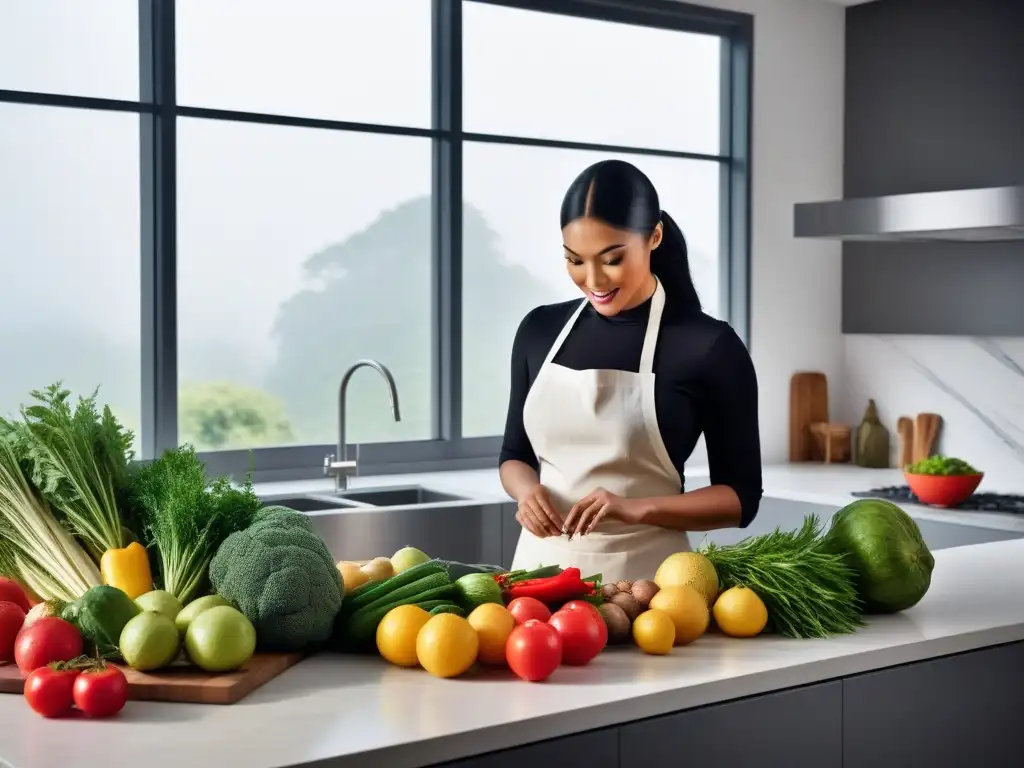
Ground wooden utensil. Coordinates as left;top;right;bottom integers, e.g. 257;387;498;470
897;416;915;468
789;372;829;462
809;422;852;463
912;413;943;464
0;652;304;705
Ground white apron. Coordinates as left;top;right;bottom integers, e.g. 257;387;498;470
511;279;692;585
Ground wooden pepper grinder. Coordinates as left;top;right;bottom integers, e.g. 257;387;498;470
855;399;890;468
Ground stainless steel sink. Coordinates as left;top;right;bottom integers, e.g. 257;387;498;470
259;495;358;512
334;485;468;507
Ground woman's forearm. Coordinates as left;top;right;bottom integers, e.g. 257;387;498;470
499;460;541;503
635;485;743;532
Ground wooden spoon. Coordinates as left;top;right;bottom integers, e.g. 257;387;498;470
913;413;943;463
897;416;914;469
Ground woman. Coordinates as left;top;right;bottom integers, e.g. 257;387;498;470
499;159;763;584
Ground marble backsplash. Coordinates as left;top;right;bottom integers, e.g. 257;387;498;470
842;335;1024;492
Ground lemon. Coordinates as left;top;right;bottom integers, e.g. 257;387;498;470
713;586;769;638
648;584;710;645
654;552;719;607
376;605;431;667
632;609;675;655
467;603;516;666
416;613;479;678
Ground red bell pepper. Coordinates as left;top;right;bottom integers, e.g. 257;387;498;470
505;567;595;605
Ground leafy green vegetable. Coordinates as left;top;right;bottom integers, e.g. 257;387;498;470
905;455;979;476
123;445;261;604
699;516;863;639
0;433;101;602
209;506;344;652
0;383;134;559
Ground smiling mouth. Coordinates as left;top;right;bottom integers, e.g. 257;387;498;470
589;288;619;305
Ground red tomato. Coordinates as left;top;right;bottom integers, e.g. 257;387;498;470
0;601;26;663
558;600;608;648
549;606;606;666
0;578;30;613
24;666;80;718
15;617;83;675
73;666;128;718
507;596;551;625
506;619;563;682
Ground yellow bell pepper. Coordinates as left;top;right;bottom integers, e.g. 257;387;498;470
100;541;154;599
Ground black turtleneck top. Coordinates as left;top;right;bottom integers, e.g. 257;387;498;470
499;295;763;528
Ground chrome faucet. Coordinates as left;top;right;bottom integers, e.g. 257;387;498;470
324;359;402;492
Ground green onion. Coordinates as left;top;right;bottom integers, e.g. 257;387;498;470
4;383;134;559
0;435;101;602
699;515;863;639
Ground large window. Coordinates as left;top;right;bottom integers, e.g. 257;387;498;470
0;0;751;481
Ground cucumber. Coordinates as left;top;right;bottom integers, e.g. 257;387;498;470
429;604;465;617
344;578;456;643
342;559;448;615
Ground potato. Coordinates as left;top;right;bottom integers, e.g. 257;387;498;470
601;583;621;600
598;603;632;644
610;592;642;622
336;561;369;594
360;556;394;583
630;579;660;608
614;580;633;593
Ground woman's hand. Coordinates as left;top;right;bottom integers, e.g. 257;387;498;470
515;483;564;538
563;487;644;538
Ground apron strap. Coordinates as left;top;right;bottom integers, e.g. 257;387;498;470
542;298;590;367
639;279;666;374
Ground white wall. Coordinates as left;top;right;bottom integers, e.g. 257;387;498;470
684;0;847;467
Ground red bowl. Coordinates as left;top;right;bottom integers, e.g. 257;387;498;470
904;472;983;508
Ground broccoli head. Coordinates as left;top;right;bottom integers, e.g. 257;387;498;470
209;507;343;652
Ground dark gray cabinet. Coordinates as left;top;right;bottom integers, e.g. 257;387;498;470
619;681;842;768
843;641;1024;768
427;643;1024;768
440;729;618;768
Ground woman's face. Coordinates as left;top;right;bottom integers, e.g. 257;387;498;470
562;216;662;316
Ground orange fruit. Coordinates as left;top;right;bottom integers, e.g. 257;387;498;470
467;603;516;666
648;584;709;645
375;605;431;667
632;609;676;655
416;614;479;678
713;586;769;638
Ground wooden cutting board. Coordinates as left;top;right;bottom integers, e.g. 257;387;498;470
789;372;829;461
0;652;303;705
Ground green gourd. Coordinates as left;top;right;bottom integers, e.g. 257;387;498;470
855;399;890;468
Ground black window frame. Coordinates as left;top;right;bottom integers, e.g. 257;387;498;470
0;0;752;483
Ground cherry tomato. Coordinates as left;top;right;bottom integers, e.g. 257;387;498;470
507;596;551;625
0;577;31;613
549;606;606;666
506;619;562;682
557;600;608;649
24;665;81;718
15;617;83;675
0;601;26;663
73;666;128;719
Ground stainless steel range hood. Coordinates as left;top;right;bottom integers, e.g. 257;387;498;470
793;185;1024;242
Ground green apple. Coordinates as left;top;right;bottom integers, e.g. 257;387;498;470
391;546;430;574
175;594;231;636
184;606;256;673
135;589;184;621
120;611;181;671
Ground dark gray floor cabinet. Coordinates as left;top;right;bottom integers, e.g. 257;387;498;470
430;642;1023;768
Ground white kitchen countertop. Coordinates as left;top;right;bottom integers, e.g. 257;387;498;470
1;537;1022;768
254;462;1024;534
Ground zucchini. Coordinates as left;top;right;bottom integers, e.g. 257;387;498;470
359;571;453;615
416;599;459;612
429;604;465;617
441;561;505;580
345;583;456;643
342;559;448;615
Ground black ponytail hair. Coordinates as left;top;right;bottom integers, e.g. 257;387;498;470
559;159;701;311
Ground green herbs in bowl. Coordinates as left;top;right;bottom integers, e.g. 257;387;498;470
904;455;979;476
